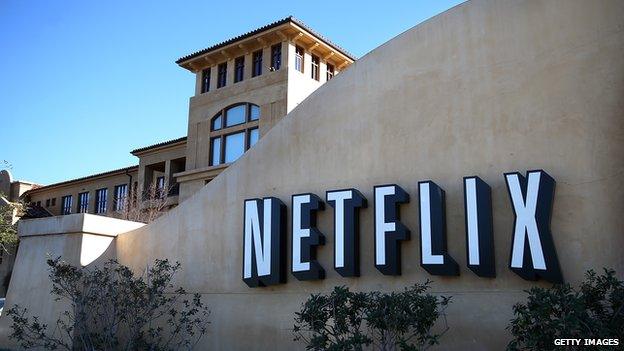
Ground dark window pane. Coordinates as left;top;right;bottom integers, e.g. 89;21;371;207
61;195;72;215
271;44;281;70
224;132;245;163
249;128;259;147
225;105;246;127
201;68;211;93
210;138;221;166
249;104;260;121
217;63;227;88
95;188;107;214
114;184;128;211
252;50;262;77
234;56;244;83
78;192;89;213
212;113;222;131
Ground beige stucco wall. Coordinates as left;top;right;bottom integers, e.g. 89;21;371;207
0;214;144;349
2;0;623;349
112;0;624;349
185;48;289;174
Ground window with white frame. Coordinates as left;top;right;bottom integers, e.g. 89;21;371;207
295;46;304;73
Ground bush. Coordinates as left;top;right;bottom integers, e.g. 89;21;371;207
507;268;624;351
293;282;451;351
7;258;210;351
294;286;371;351
366;282;451;350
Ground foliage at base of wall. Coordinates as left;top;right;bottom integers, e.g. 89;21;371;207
6;258;211;351
293;282;451;351
507;268;624;351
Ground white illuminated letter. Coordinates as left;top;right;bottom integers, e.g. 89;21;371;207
465;178;480;265
243;199;273;278
327;190;351;268
292;195;310;272
506;173;546;270
374;186;395;265
419;182;444;264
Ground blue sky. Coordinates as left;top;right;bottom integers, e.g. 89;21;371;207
1;0;464;185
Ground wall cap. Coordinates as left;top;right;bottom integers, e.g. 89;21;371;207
18;214;145;238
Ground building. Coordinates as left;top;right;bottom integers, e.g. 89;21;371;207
0;170;42;296
24;16;354;218
2;1;624;350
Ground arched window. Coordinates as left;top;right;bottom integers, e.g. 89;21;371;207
209;103;260;166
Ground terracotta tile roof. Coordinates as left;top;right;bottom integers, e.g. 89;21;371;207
176;16;356;64
25;165;138;194
131;136;187;155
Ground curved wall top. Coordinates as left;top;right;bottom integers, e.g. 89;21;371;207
116;0;624;349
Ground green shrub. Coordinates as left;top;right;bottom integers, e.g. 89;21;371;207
7;258;210;351
507;268;624;351
293;282;451;351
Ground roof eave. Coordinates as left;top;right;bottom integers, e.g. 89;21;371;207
131;139;187;156
176;17;356;72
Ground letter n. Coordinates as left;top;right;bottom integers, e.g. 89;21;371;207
242;197;286;287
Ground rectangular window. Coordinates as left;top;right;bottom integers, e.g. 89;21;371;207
326;63;335;81
95;188;107;214
295;46;304;73
78;192;89;213
45;199;50;207
311;55;320;81
114;184;128;211
217;63;227;88
271;44;281;70
234;56;244;83
61;195;71;215
252;50;262;77
51;198;56;206
201;68;210;93
224;132;245;163
210;137;222;166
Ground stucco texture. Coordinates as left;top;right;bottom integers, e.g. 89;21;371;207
11;0;624;349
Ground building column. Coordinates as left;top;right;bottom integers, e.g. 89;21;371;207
137;164;153;200
164;159;172;191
